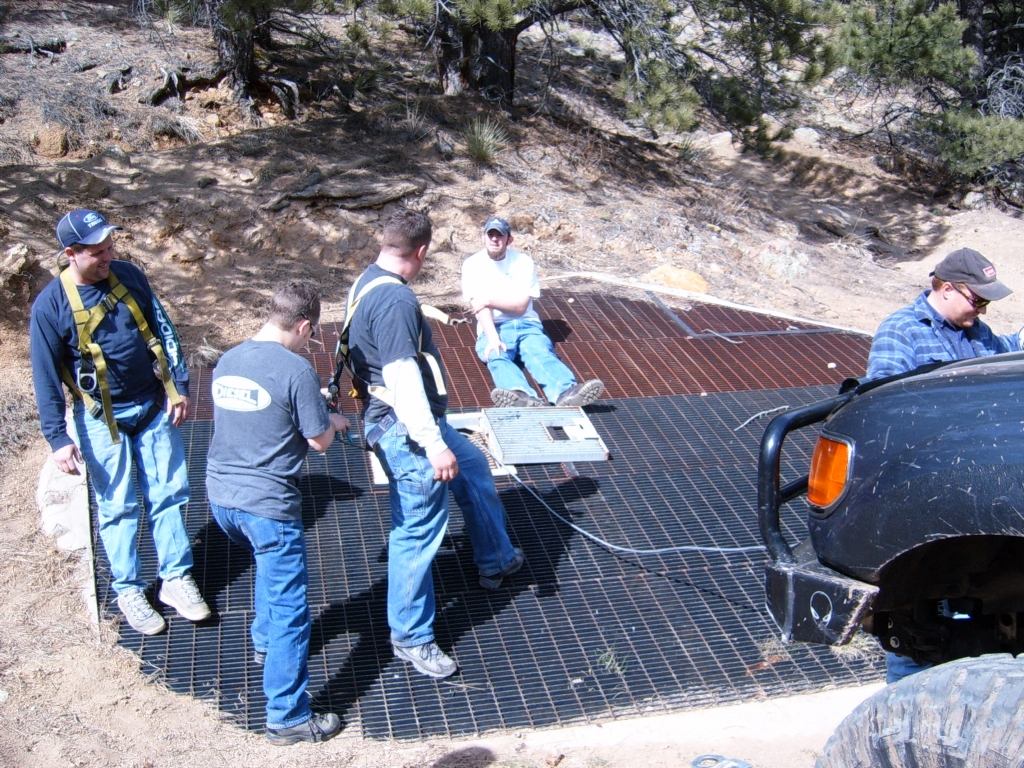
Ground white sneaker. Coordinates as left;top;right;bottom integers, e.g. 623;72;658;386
158;574;212;622
117;589;166;635
393;641;458;679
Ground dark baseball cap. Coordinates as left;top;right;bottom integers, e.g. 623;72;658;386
931;247;1012;301
483;216;511;236
56;209;122;249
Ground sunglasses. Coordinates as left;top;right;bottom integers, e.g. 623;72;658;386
300;313;320;339
953;285;990;310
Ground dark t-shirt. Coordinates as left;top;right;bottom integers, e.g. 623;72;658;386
206;340;330;521
29;260;190;451
347;263;448;424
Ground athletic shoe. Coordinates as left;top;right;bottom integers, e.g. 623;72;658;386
490;388;546;408
479;547;525;590
266;713;342;745
393;641;458;679
554;379;604;407
117;589;166;635
158;574;212;622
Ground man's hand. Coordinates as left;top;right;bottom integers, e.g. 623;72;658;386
53;443;83;476
469;297;491;314
429;449;459;482
482;338;507;360
330;412;351;436
168;395;190;427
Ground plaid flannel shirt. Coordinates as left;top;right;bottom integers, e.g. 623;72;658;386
866;291;1021;381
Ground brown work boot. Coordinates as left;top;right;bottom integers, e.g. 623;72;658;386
554;379;604;407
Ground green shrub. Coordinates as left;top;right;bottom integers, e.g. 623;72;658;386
463;118;508;164
934;111;1024;178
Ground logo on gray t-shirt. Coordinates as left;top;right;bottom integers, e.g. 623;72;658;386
213;375;271;411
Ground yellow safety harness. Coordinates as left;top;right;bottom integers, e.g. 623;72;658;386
58;268;182;444
332;276;449;408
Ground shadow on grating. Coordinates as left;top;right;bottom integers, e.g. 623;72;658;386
94;385;885;739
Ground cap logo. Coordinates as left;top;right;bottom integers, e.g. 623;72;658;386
984;266;996;278
82;212;103;227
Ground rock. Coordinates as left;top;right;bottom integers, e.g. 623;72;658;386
34;125;69;158
962;191;987;210
434;133;455;159
88;146;132;169
761;113;786;140
56;169;110;199
197;176;217;189
646;264;710;293
792;127;821;146
205;113;222;127
239;170;255;182
510;213;535;233
759;241;808;280
494;192;511;207
0;243;37;285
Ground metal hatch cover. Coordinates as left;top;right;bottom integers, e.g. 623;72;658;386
481;406;611;464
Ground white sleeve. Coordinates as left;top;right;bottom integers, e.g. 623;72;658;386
523;254;541;298
382;357;448;457
461;255;482;301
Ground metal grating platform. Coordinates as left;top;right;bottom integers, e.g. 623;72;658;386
92;290;883;739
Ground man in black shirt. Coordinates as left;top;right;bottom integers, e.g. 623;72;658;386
346;210;524;678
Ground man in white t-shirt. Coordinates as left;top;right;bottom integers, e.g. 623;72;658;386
461;217;604;408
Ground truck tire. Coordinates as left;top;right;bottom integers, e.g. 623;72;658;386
816;654;1024;768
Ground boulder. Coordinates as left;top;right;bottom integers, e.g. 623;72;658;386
34;125;69;158
56;169;110;199
646;264;710;293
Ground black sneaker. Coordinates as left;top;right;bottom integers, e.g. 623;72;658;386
555;379;604;407
266;712;342;745
479;547;525;590
393;641;458;679
491;388;546;408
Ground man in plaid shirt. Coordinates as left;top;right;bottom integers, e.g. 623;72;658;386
867;247;1021;684
866;248;1021;382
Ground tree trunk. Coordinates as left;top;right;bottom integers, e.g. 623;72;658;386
958;0;986;75
204;0;259;99
434;10;468;95
467;26;517;106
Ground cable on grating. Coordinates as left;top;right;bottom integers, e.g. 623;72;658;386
482;446;767;556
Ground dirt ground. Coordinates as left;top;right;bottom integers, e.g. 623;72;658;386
2;3;1024;767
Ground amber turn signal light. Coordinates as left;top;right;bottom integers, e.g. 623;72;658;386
808;436;850;508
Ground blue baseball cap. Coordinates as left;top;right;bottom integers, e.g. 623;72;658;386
56;209;122;249
483;216;511;236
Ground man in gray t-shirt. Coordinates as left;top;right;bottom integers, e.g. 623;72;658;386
206;282;349;746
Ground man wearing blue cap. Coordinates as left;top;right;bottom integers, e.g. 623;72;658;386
462;216;604;407
30;209;210;636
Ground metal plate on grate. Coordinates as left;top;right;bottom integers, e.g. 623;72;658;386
482;407;610;464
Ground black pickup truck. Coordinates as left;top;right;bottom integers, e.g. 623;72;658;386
758;353;1024;768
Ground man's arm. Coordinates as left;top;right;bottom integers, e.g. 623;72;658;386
383;357;458;481
474;306;506;360
462;251;537;317
149;293;191;425
470;293;532;316
30;298;76;453
308;412;351;452
865;325;917;380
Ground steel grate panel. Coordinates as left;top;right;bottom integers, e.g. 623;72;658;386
93;381;883;739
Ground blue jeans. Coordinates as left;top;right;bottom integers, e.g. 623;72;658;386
476;319;576;404
370;417;519;647
210;503;312;729
74;400;193;595
886;652;933;684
